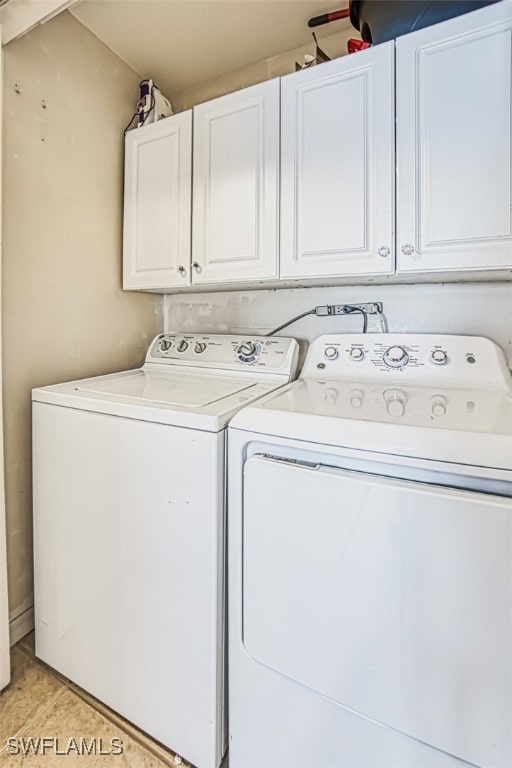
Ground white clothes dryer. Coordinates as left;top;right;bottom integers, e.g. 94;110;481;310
228;333;512;768
32;333;298;768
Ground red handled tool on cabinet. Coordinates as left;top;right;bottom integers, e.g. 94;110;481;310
307;2;370;54
307;7;351;27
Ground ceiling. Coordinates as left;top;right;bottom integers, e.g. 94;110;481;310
70;0;353;98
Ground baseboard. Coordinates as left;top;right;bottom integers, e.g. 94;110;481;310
9;606;34;646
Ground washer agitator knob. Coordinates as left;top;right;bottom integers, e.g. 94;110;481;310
430;349;448;366
194;342;207;354
177;339;189;353
383;345;409;368
324;346;339;360
159;338;172;352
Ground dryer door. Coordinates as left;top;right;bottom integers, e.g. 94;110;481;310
242;454;512;768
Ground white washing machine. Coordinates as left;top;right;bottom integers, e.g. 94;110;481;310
228;333;512;768
32;332;298;768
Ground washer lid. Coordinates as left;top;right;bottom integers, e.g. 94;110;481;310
75;370;255;408
32;368;281;432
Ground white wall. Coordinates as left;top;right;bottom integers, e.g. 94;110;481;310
175;26;355;111
164;282;512;366
2;11;161;633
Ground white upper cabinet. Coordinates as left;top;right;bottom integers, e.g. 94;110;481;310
192;80;280;284
280;42;395;280
123;111;192;290
396;1;512;273
122;2;512;292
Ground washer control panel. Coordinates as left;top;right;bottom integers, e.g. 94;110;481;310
301;334;512;392
146;334;299;377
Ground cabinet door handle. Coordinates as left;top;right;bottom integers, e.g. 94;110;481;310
401;244;415;256
192;261;202;274
378;245;390;258
177;265;187;275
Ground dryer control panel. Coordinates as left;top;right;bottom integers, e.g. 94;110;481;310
301;334;512;392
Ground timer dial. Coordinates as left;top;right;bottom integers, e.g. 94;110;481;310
176;339;189;353
237;341;262;363
383;345;409;369
159;338;172;352
238;342;257;358
324;346;339;361
194;342;207;354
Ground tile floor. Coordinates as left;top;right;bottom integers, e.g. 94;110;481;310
0;634;227;767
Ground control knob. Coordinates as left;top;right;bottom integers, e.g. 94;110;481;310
431;396;447;417
176;339;189;353
349;347;365;362
238;341;258;358
194;342;207;354
350;389;364;409
430;349;448;366
384;389;408;417
324;388;339;405
324;346;339;361
159;338;172;352
383;345;409;369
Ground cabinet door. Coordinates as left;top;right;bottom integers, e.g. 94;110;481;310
123;112;192;290
397;2;512;273
192;80;279;284
280;43;395;280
